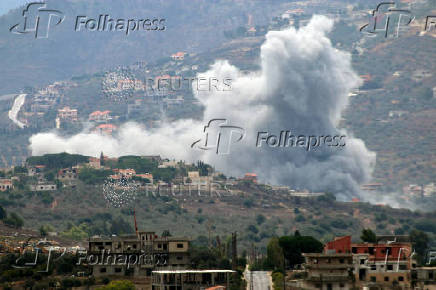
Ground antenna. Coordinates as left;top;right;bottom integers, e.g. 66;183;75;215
133;208;138;237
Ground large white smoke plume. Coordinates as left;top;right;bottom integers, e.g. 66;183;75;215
30;16;376;200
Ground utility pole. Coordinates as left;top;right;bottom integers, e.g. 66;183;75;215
232;232;237;270
207;220;213;249
250;268;254;290
283;253;286;290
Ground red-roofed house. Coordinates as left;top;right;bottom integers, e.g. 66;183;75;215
89;111;112;123
92;124;117;135
88;157;102;169
136;173;153;184
360;74;372;83
171;52;186;60
247;27;256;36
324;236;351;254
243;173;257;183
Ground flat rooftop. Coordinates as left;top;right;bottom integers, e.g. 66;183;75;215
152;270;235;274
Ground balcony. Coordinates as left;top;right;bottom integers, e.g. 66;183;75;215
306;274;351;282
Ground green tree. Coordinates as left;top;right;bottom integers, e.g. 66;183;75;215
247;225;259;234
0;206;6;220
279;234;323;267
256;214;266;225
266;237;284;270
3;213;24;229
410;229;429;263
39;225;54;237
39;226;47;237
360;229;377;243
78;167;112;184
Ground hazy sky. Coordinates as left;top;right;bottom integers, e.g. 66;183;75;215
0;0;28;16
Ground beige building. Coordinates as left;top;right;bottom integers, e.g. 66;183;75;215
353;253;412;290
0;179;13;191
88;231;190;279
152;269;234;290
186;171;211;186
412;267;436;290
30;183;57;191
57;106;78;122
301;253;354;290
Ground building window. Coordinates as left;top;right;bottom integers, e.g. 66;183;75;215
339;259;344;264
177;256;183;260
399;264;407;270
387;264;393;271
370;276;376;282
371;265;376;271
100;268;107;273
352;247;357;254
360;259;365;265
398;276;404;281
115;268;122;273
177;243;184;248
339;283;345;288
158;243;162;248
384;276;389;282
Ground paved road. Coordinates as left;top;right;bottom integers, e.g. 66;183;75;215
8;93;26;128
246;271;272;290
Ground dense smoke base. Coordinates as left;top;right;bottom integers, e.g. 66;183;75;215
30;16;375;200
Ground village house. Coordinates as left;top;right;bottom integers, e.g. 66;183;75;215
412;267;436;289
92;124;117;135
299;253;354;290
57;106;78;122
324;235;415;289
88;231;190;278
185;171;211;186
88;157;102;169
136;173;153;184
57;168;78;181
152;270;234;290
89;111;112;123
171;52;186;61
243;173;258;183
158;160;177;168
27;165;45;177
30;183;57;191
403;184;423;197
0;179;13;191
